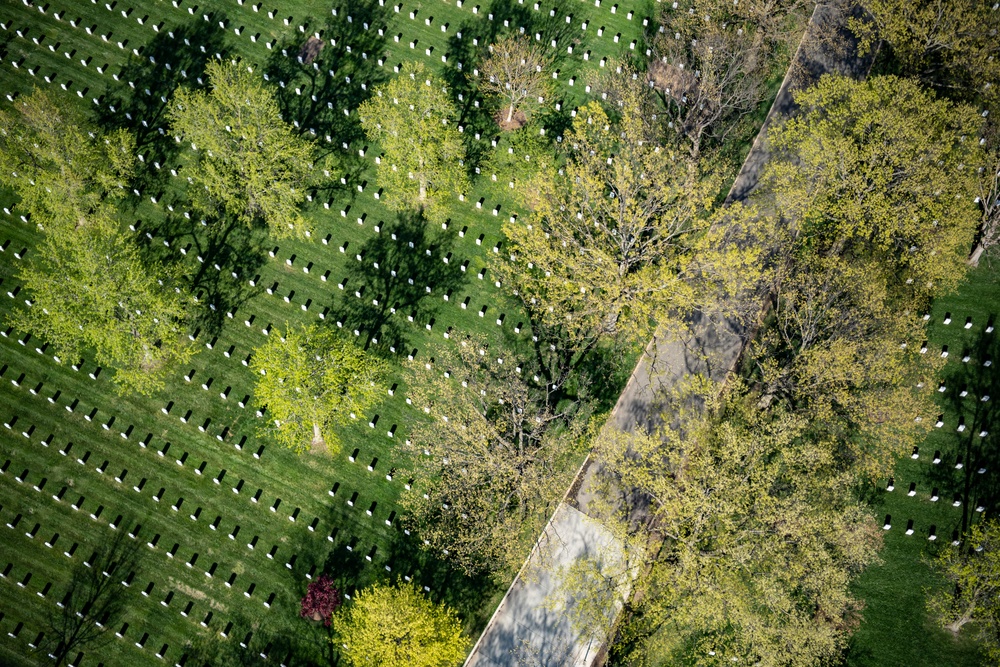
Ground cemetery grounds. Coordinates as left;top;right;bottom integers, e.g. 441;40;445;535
846;259;1000;666
0;0;655;664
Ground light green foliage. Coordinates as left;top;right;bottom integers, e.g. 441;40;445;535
751;74;982;479
752;250;940;480
333;583;469;667
402;336;585;578
767;75;982;298
852;0;1000;106
0;88;134;230
0;89;190;396
249;324;387;455
358;61;469;223
597;391;883;666
167;59;315;239
495;72;725;350
11;211;193;396
928;519;1000;660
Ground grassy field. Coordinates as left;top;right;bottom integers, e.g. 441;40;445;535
0;0;653;664
846;258;1000;667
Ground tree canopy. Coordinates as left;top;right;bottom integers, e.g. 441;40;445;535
358;61;469;223
12;211;194;396
747;75;982;478
596;390;882;667
0;89;192;396
928;519;1000;662
402;336;585;578
333;583;469;667
480;126;556;211
477;33;552;129
300;575;342;627
0;89;135;230
648;3;776;158
168;59;316;239
852;0;1000;107
494;70;737;354
766;75;982;298
250;324;387;454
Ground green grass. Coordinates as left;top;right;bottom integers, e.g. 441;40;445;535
0;0;653;664
846;258;1000;667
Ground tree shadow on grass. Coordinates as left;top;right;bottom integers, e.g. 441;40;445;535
264;0;392;201
181;609;311;666
134;208;267;337
333;210;467;354
94;13;231;197
926;319;1000;537
381;525;502;635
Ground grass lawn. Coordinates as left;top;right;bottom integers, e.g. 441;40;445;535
0;0;655;664
847;258;1000;667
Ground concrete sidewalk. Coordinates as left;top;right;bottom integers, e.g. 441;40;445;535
465;504;628;667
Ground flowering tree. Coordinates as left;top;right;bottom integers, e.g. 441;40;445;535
300;575;341;626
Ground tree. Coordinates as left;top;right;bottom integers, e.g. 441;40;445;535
41;527;145;666
595;389;883;666
677;0;813;47
750;249;940;480
358;61;469;222
647;12;773;158
333;583;469;667
493;70;731;356
765;74;983;304
300;575;342;627
928;519;1000;661
851;0;1000;107
480;125;557;211
11;211;194;396
971;122;1000;265
0;89;134;230
645;0;812;158
747;75;983;477
478;33;552;129
250;324;388;454
0;90;192;395
402;336;586;578
167;59;316;239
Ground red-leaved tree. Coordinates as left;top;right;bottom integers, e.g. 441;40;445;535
299;575;341;626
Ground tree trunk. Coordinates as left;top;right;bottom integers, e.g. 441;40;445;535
946;615;973;634
506;104;515;123
969;243;985;267
312;422;324;449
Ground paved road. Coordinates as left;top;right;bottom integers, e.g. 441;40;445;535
464;5;875;666
465;504;628;667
